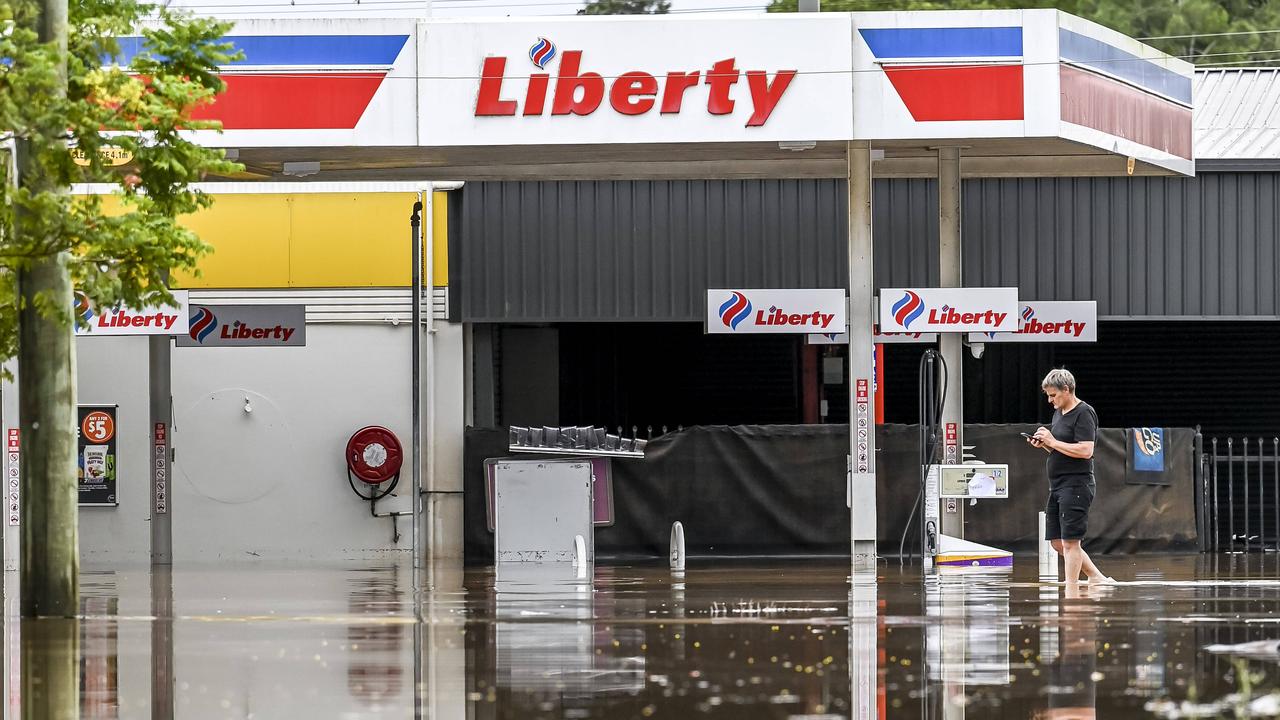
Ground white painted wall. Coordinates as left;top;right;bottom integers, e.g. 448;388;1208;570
68;321;466;564
76;337;153;563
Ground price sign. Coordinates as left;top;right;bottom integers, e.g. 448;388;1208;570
81;411;115;444
77;405;118;506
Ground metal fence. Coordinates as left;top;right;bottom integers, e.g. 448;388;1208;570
1203;436;1280;553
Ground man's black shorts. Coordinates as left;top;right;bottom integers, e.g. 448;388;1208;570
1045;484;1095;541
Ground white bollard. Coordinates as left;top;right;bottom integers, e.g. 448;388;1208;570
670;521;686;572
1038;511;1057;581
573;534;588;579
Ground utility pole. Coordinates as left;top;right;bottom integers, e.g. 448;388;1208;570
16;0;79;619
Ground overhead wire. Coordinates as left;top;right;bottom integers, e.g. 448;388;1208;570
131;6;1280;65
154;0;1280;36
124;48;1256;81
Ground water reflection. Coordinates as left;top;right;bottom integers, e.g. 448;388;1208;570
82;572;119;719
9;556;1280;718
346;565;406;708
1039;586;1099;720
21;617;78;720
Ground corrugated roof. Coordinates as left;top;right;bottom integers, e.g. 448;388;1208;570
1195;69;1280;161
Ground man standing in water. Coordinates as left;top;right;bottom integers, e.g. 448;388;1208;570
1028;369;1114;585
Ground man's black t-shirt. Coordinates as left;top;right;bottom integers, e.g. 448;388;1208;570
1047;400;1098;489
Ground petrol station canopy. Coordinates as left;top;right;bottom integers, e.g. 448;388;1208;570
175;10;1195;181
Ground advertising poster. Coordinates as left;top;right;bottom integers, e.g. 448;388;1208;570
78;405;118;506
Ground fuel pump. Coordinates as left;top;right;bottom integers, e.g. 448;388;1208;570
898;349;947;563
905;349;1013;570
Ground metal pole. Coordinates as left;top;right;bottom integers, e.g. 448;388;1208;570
1228;438;1235;551
847;141;877;572
149;333;171;565
1244;438;1251;553
411;199;423;572
1194;428;1205;552
1259;438;1265;553
937;147;964;541
1211;438;1220;553
424;188;437;569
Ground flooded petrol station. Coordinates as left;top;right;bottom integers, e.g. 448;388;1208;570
7;555;1280;718
5;5;1259;719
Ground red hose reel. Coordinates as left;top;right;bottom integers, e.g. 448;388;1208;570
345;426;403;502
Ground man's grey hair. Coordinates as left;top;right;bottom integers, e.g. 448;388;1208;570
1041;368;1077;392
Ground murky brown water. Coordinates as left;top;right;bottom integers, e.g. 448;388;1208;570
6;554;1280;718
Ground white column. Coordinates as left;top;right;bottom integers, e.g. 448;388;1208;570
938;147;964;540
847;142;877;571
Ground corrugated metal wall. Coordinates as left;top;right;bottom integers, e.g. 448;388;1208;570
457;174;1280;322
960;174;1280;318
458;180;849;322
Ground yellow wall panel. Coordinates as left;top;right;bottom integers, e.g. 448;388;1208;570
287;193;417;287
163;190;450;290
432;191;449;287
174;195;292;288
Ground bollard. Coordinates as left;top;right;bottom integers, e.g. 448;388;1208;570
573;534;587;579
670;521;686;572
1038;511;1057;581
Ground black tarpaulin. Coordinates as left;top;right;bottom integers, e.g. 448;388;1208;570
463;424;1198;564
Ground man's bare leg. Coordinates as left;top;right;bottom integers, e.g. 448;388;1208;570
1078;548;1105;581
1062;540;1084;583
1063;540;1106;582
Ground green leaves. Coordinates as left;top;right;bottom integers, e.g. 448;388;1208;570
0;0;243;341
578;0;671;15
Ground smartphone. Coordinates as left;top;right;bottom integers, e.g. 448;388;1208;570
1019;432;1034;440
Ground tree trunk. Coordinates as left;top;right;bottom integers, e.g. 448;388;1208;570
17;0;77;618
17;251;79;618
20;618;80;720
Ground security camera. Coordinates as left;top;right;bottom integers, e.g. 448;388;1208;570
969;342;985;359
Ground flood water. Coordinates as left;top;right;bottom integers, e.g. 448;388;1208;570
5;553;1280;718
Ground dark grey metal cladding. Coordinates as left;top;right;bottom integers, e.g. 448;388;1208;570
457;174;1280;322
458;180;850;323
960;174;1280;318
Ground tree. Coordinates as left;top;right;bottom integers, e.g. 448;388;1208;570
765;0;1280;65
579;0;671;15
0;0;238;617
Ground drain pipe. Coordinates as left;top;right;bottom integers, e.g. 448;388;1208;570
411;199;424;571
420;181;463;570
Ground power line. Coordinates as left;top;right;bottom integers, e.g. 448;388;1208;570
1198;58;1280;68
1140;28;1280;41
107;42;1280;74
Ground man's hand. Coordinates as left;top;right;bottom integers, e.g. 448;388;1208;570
1033;427;1054;448
1027;428;1052;453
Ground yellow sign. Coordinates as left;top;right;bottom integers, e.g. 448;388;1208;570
70;146;134;167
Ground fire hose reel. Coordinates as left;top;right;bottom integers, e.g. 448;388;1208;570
345;426;408;542
346;425;403;486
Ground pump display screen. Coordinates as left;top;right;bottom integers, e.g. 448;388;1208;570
938;464;1009;499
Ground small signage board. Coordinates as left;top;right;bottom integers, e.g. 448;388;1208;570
77;405;118;506
967;301;1097;343
74;291;189;337
878;288;1018;333
937;464;1009;499
175;304;307;347
707;289;846;334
